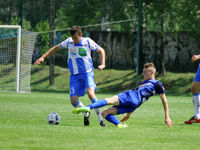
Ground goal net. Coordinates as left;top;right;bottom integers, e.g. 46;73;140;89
0;25;37;93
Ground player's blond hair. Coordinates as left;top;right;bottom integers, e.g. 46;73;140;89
143;63;156;73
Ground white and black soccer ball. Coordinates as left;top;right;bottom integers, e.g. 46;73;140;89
47;112;60;125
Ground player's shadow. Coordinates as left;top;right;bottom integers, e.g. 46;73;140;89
162;76;193;95
96;72;135;93
0;65;15;78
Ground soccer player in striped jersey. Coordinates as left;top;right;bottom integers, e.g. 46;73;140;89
184;11;200;124
35;25;107;127
72;63;173;128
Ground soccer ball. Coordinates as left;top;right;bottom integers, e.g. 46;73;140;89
47;112;60;125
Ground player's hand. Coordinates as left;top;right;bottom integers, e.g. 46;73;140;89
191;55;200;63
165;118;173;127
98;64;105;71
34;57;45;65
120;112;132;122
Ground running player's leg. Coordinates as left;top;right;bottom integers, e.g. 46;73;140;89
86;71;107;126
87;87;107;126
192;81;200;119
70;74;90;126
185;66;200;124
191;81;200;123
70;95;90;126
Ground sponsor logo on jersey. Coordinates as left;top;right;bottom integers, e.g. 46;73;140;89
78;48;87;56
139;82;151;87
70;49;76;56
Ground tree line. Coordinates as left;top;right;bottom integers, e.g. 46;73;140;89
1;0;200;75
1;0;200;32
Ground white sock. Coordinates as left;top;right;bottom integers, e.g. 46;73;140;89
193;94;200;119
91;98;104;123
75;101;88;117
94;108;104;122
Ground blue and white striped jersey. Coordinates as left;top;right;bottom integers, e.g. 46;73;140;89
60;37;99;74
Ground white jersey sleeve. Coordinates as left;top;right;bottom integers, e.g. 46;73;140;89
60;37;71;49
87;37;99;51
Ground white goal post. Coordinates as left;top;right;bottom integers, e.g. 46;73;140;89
0;25;21;92
0;25;37;93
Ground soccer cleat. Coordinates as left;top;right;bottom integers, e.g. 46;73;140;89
184;116;200;124
117;123;128;128
72;107;90;114
100;120;107;127
84;112;90;126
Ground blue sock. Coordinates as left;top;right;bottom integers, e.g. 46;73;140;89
91;97;98;103
105;114;121;126
87;99;107;109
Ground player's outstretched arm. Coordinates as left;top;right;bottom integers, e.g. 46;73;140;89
160;93;173;127
120;112;132;122
34;44;61;65
96;46;105;71
191;54;200;63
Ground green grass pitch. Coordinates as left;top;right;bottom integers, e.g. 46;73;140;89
0;92;200;150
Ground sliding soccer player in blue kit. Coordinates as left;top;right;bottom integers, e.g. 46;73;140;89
73;63;173;128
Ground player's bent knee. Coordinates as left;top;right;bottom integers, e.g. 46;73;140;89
101;110;108;118
192;85;200;93
87;90;95;100
192;81;200;93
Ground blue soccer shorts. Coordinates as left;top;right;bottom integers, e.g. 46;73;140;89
70;71;97;97
194;64;200;82
114;90;141;114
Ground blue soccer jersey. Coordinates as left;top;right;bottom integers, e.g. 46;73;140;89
60;37;99;75
136;79;165;104
116;79;165;114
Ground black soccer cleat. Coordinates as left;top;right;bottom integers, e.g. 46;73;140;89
84;112;90;126
100;120;107;127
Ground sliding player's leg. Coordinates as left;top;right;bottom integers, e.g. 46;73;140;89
70;74;91;126
72;95;119;114
101;107;128;128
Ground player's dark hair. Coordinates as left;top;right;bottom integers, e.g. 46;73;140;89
144;62;156;72
70;25;82;35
